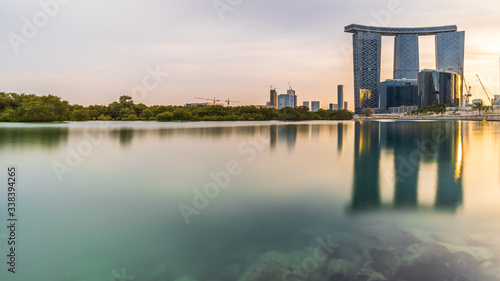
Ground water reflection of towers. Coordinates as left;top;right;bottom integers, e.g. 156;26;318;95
351;121;464;213
269;124;298;150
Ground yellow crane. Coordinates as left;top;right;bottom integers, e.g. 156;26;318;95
458;59;472;105
476;75;493;105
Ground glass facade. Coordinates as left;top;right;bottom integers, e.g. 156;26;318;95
394;34;419;79
436;31;465;75
418;70;462;108
353;32;381;113
346;24;465;113
379;79;418;110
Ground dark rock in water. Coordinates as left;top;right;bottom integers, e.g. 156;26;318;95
326;259;356;281
368;246;399;279
394;243;480;281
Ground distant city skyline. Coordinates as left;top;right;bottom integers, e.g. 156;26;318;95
1;0;500;109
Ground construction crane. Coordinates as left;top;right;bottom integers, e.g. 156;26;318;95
266;85;280;91
194;97;220;104
225;99;240;106
458;59;472;106
288;81;293;90
476;75;493;105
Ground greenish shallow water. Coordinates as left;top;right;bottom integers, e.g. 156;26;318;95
0;120;500;281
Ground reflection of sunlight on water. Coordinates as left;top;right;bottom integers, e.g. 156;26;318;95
417;162;437;207
463;121;500;218
454;121;463;183
379;149;395;204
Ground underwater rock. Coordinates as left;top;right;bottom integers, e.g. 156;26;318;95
395;243;479;281
436;242;495;262
480;260;500;276
368;246;399;279
354;269;387;281
237;249;327;281
326;259;356;280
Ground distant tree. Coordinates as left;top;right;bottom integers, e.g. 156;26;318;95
278;107;303;121
364;107;373;117
472;101;484;115
140;108;154;120
97;114;112;120
119;95;133;104
156;112;174;122
0;94;354;123
107;102;121;119
0;108;17;122
16;95;69;122
70;109;90;121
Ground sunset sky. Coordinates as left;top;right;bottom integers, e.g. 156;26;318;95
1;0;500;109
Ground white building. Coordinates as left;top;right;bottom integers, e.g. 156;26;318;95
311;101;320;112
303;101;310;108
278;94;297;109
472;99;483;105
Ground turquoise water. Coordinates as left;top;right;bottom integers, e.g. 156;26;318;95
0;120;500;281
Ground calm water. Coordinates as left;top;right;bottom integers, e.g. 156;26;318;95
0;120;500;281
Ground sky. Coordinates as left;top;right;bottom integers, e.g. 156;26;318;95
1;0;500;109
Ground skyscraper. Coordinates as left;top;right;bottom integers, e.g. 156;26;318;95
278;94;297;109
352;31;381;112
311;101;320;112
344;24;464;113
337;85;344;110
269;88;278;108
418;69;462;107
436;31;465;75
394;34;419;79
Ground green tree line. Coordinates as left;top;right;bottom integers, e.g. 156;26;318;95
0;93;353;122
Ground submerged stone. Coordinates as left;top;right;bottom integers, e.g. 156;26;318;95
368;246;400;279
326;259;356;280
395;243;480;281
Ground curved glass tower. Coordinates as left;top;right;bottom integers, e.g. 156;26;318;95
344;24;465;113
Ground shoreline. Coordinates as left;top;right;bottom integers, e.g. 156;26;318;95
356;115;500;121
